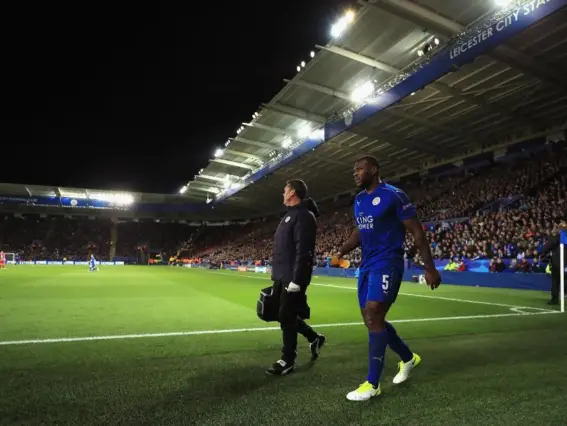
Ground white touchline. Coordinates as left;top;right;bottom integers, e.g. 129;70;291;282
207;271;558;313
0;311;559;346
311;282;557;313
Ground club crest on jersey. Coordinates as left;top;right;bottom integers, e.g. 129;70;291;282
372;197;380;206
285;216;290;223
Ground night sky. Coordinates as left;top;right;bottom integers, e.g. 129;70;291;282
2;2;349;194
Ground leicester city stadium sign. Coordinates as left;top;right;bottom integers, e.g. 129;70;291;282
449;0;561;60
216;0;566;203
324;0;566;142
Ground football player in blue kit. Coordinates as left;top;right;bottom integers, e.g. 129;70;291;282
335;155;441;401
89;254;98;272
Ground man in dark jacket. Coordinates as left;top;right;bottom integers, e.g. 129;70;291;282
540;219;567;305
266;179;325;376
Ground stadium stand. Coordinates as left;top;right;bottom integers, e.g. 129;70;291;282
186;141;566;270
1;141;565;270
0;215;188;262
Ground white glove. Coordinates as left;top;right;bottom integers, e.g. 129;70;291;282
287;282;301;293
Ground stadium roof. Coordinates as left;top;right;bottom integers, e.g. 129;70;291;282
175;0;567;219
0;183;191;205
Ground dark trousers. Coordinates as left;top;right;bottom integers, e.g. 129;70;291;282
550;266;565;300
274;280;318;364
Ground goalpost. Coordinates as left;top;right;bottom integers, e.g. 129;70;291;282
560;230;566;314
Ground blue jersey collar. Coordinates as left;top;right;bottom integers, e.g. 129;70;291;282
365;181;385;195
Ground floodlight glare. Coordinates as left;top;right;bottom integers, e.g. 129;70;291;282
331;10;355;38
89;192;134;206
309;128;324;141
494;0;514;7
297;126;311;139
351;81;375;103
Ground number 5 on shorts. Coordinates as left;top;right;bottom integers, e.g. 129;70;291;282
382;274;390;291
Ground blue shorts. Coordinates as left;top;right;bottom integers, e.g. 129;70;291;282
357;267;403;308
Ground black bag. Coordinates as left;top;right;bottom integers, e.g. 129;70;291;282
257;286;279;322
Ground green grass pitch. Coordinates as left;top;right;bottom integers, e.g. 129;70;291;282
1;266;566;425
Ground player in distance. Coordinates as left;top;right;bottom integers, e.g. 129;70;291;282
89;254;98;272
332;155;441;401
0;251;5;270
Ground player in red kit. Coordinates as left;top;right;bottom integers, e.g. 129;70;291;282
0;251;6;270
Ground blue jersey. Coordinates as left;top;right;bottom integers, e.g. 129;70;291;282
354;182;416;273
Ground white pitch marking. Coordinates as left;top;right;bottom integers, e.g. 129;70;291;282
206;271;558;313
0;311;558;346
312;282;556;313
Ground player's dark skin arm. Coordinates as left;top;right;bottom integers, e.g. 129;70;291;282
338;228;360;257
403;217;441;289
403;217;435;270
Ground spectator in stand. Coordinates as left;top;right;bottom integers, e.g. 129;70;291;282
444;259;457;271
514;257;532;273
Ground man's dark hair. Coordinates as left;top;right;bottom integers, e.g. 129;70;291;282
286;179;308;200
355;155;380;170
355;155;380;178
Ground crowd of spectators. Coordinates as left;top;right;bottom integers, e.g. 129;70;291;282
198;145;566;271
0;216;197;262
1;145;564;273
406;147;565;221
0;215;111;261
407;163;566;271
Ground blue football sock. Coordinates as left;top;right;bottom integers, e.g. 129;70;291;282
385;321;413;363
367;329;388;387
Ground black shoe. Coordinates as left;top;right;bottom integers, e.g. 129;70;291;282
310;334;326;361
266;360;294;376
